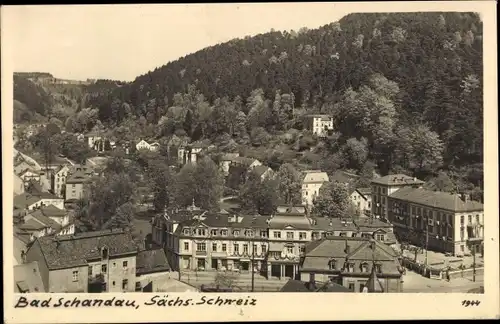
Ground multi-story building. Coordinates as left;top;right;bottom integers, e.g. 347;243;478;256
301;170;329;207
25;229;138;293
350;187;372;216
52;165;70;198
65;170;94;202
14;192;65;211
371;174;425;220
304;114;334;137
299;237;404;292
387;187;484;256
14;172;25;195
153;205;387;281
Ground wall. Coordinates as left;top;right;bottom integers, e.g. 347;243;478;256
14;174;25;195
40;198;65;210
65;183;84;201
302;182;326;206
48;266;88;292
25;240;50;291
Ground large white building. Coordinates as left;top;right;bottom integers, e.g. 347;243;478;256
301;170;330;207
304;114;334;137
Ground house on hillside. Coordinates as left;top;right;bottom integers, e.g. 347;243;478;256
219;152;240;176
350;187;372;217
301;170;329;207
299;237;404;292
136;139;152;151
14;192;65;211
52;165;70;198
18;169;41;187
177;142;207;165
252;165;274;181
304;114;334;137
65;171;93;202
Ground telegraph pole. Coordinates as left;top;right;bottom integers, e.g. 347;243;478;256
251;217;256;292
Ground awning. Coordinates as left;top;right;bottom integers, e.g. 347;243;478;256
269;243;284;252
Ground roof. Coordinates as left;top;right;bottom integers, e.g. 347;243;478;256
28;211;63;231
371;174;424;186
39;204;67;217
136;249;171;275
66;171;92;184
305;114;333;119
253;165;271;178
280;280;351;293
389;187;484;212
310;217;358;231
330;170;360;184
231;156;258;166
356;187;372;197
14;262;45;292
301;237;402;276
14;193;42;209
354;218;393;230
29;229;138;270
303;171;329;184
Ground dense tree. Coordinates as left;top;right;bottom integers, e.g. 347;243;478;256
277;163;302;204
239;171;279;215
312;182;351;219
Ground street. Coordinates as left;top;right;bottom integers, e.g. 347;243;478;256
402;270;484;293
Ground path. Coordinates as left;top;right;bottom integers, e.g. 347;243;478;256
402;270;484;293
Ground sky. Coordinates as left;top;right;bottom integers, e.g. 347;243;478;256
5;4;350;81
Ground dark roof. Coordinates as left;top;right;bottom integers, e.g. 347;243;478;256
354;218;393;230
330;170;360;184
389;187;483;212
253;165;271;178
66;171;92;184
371;174;424;186
26;212;62;231
310;217;358;231
14;193;42;209
356;187;371;197
280;279;351;293
14;262;45;293
136;249;171;275
29;229;138;270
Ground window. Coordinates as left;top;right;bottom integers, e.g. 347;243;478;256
72;184;76;188
123;261;128;269
233;230;240;236
222;244;227;252
411;206;415;215
101;247;108;259
273;231;281;239
375;234;385;241
246;230;254;237
112;262;116;268
359;282;367;292
286;246;294;254
234;244;239;252
468;215;472;224
88;266;93;276
196;243;206;252
243;244;248;254
460;216;464;225
286;232;294;240
261;245;267;253
221;229;228;236
375;264;382;273
328;259;336;270
184;242;189;251
101;264;107;273
72;270;79;282
197;228;206;236
183;228;190;235
299;232;306;240
312;232;319;240
460;228;464;240
212;243;217;252
122;279;128;290
259;230;268;238
348;283;355;291
361;263;369;273
253;244;257;254
211;229;218;236
460;245;465;252
476;214;480;224
112;281;116;286
339;232;346;237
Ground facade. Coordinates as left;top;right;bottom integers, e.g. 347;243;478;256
304;114;334;137
65;170;93;202
153;205;382;281
350;188;372;216
178;144;204;165
252;165;274;181
14;192;65;211
387;188;484;256
136;139;152;151
25;230;138;293
219;153;240;176
14;172;25;195
52;165;70;198
301;170;329;207
371;174;425;220
19;169;41;187
135;249;173;292
300;237;404;292
14;261;46;293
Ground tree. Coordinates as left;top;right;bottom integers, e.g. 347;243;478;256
172;163;198;208
312;182;350;218
342;137;369;171
103;202;136;231
277;163;302;204
193;157;224;211
148;160;174;211
239;171;279;215
423;171;455;193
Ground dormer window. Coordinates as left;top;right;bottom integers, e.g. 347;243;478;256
245;230;254;237
375;263;382;273
344;262;355;273
233;230;240;236
221;229;228;236
360;262;369;273
183;228;190;235
197;228;206;236
328;259;336;270
101;247;108;260
210;229;218;236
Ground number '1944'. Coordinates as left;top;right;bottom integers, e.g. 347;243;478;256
462;300;481;307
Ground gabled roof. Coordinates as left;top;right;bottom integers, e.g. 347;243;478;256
14;262;45;292
28;229;138;270
303;170;329;183
389;187;483;212
136;249;171;275
252;165;272;178
355;187;372;199
14;193;42;209
371;174;424;186
26;212;62;231
66;171;92;184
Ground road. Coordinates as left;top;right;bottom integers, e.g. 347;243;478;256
402;270;484;293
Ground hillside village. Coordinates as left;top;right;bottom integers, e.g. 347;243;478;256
12;11;485;294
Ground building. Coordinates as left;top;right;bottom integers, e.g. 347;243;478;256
304;114;334;137
25;230;138;293
387;187;484;256
299;237;404;292
219;153;240;176
14;192;65;211
350;187;372;216
229;156;262;170
177;141;215;165
252;165;274;181
28;205;75;236
86;132;103;151
52;165;70;198
65;170;94;202
18;169;41;187
301;170;329;207
371;174;425;220
14;172;25;195
149;142;160;152
136;139;152;151
14;261;46;293
280;279;352;293
353;218;397;245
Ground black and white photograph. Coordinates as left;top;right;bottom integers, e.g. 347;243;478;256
2;2;498;322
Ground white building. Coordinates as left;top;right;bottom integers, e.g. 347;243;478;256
305;114;334;137
301;170;330;207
